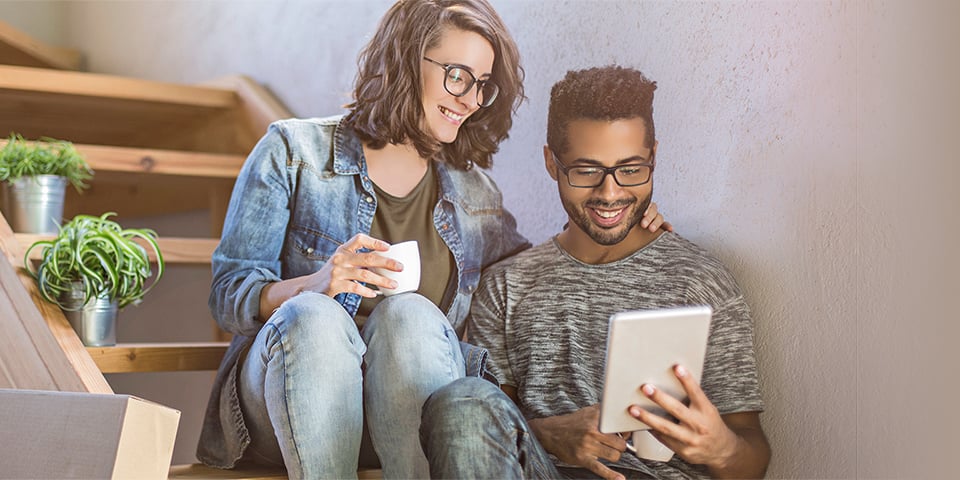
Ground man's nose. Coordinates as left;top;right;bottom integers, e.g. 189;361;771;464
594;171;621;199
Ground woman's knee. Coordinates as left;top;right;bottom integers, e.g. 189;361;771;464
259;292;362;353
364;293;448;340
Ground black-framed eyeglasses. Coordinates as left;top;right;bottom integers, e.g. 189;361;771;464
551;150;655;188
423;56;499;108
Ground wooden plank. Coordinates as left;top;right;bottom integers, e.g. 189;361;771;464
168;463;382;479
0;65;238;108
0;213;110;393
203;75;293;145
0;89;243;154
87;342;229;373
0;141;245;179
0;20;82;71
18;234;217;265
0;275;60;389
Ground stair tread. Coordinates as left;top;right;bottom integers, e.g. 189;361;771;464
168;463;382;480
88;342;230;373
0;64;237;107
17;234;218;265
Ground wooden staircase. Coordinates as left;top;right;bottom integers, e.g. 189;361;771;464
0;20;311;479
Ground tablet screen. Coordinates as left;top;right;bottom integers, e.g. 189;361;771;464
598;305;712;434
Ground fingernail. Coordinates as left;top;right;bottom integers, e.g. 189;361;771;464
675;365;687;377
629;406;642;416
391;281;399;289
395;261;404;270
641;220;649;227
642;384;655;396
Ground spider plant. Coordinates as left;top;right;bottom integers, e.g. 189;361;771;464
0;133;93;191
24;212;165;310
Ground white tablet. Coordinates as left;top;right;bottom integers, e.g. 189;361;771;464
598;305;712;434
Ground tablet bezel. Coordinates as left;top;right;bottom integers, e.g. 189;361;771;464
597;305;712;434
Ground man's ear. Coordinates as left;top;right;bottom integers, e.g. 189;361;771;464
544;145;558;181
652;140;658;162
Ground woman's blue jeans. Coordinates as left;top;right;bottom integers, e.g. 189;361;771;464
237;292;465;479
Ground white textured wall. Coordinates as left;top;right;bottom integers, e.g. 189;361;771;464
4;1;957;477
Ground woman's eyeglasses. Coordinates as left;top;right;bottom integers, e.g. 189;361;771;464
423;57;499;108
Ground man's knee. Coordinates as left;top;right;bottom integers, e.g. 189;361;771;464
422;377;508;424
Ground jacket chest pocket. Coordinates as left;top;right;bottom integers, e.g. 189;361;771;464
286;225;344;277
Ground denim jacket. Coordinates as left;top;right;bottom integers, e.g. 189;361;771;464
197;116;530;468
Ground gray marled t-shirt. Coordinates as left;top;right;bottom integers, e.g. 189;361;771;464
468;232;764;479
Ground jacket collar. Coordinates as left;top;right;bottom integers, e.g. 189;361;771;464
332;118;366;175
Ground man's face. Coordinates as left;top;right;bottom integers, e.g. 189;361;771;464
548;118;655;247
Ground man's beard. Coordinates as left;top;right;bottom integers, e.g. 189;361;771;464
561;192;653;246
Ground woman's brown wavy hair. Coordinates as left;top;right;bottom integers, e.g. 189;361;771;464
342;0;524;170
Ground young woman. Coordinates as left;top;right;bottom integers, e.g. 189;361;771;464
197;1;667;478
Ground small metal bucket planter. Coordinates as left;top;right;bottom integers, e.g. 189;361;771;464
60;282;118;347
2;174;67;234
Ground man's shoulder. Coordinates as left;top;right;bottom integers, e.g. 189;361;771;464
642;232;744;297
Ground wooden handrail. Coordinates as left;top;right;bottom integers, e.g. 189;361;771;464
0;20;82;71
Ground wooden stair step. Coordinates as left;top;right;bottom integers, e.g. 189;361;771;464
88;342;229;373
0;64;246;154
168;463;382;480
0;64;237;108
0;140;245;179
17;233;218;265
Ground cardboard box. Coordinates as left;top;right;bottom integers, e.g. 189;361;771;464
0;389;180;479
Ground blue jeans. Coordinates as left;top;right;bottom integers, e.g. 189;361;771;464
238;292;465;479
420;377;653;480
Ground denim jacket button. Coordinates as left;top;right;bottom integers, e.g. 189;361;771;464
364;196;373;203
306;247;314;253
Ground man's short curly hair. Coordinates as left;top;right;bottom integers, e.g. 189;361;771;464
547;66;657;155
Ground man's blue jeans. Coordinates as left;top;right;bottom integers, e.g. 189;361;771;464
420;377;653;480
419;377;560;479
238;292;465;479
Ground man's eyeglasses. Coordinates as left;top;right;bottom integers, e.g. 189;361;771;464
551;150;655;188
423;57;499;108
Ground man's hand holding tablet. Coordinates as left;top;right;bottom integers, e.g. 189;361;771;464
598;306;712;462
627;363;741;466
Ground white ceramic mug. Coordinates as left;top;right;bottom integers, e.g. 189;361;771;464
631;430;674;462
372;240;421;296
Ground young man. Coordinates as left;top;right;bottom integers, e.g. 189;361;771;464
419;66;771;479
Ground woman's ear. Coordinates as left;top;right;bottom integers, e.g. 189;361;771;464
544;145;558;181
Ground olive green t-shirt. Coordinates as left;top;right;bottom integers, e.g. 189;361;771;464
356;161;454;326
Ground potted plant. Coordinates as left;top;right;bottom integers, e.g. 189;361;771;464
0;133;93;234
24;212;164;346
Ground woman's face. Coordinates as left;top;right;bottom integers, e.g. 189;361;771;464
421;28;495;144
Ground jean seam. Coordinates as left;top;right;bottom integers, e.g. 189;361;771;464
270;322;305;476
442;325;461;380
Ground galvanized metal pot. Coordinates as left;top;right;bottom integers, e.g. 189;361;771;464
2;175;67;234
60;282;118;347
